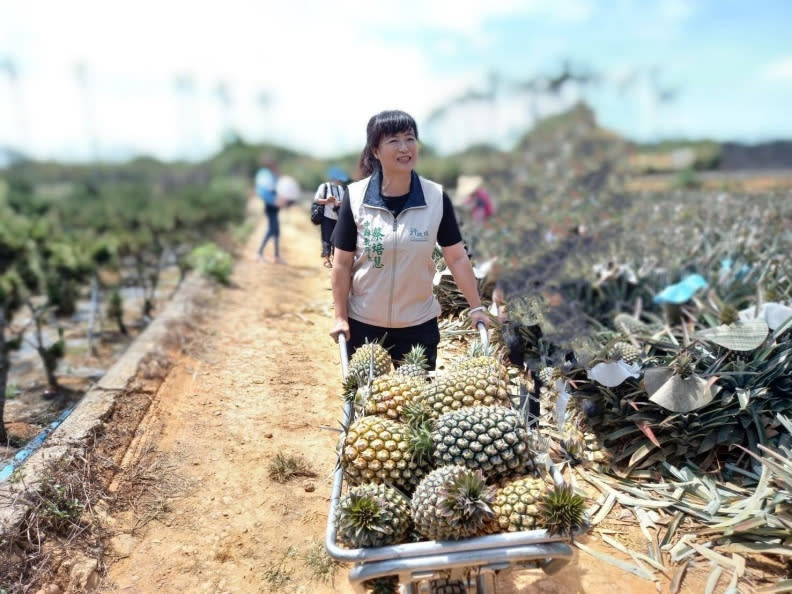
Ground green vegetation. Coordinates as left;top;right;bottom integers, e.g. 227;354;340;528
187;243;234;285
0;150;249;442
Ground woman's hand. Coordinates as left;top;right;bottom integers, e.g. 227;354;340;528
330;319;350;343
470;308;489;329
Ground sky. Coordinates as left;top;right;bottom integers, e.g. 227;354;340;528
1;0;791;163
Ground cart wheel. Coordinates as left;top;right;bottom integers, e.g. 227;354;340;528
428;577;468;593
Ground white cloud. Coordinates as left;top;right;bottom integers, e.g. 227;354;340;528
759;57;792;82
6;0;561;159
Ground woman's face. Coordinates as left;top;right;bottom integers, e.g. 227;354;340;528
373;130;419;176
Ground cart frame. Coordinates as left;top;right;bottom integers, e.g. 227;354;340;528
326;329;576;593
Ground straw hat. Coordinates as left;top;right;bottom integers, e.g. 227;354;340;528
454;175;483;204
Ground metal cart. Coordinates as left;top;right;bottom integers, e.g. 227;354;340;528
325;328;577;593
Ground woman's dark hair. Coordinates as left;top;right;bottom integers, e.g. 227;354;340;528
357;110;419;178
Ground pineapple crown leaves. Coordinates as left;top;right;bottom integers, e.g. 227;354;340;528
437;469;496;527
398;343;428;370
466;340;502;360
402;399;435;431
342;371;365;402
538;484;587;538
406;421;435;467
339;492;391;536
671;351;697;378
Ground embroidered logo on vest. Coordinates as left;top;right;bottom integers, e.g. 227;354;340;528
408;227;429;241
362;221;386;269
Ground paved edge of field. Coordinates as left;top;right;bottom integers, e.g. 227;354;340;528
0;273;214;536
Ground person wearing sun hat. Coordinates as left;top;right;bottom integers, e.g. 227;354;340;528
329;109;488;370
455;174;494;223
313;166;349;268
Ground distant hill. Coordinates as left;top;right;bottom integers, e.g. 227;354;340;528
718;141;792;170
0;146;29;168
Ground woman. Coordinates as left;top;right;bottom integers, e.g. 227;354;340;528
329;110;488;370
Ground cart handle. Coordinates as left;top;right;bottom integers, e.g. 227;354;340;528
476;321;488;348
337;321;487;375
338;332;349;378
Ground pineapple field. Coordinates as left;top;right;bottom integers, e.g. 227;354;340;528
2;108;791;593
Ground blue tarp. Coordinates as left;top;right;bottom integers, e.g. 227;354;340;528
653;273;708;305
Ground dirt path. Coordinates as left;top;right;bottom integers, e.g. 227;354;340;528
96;206;682;593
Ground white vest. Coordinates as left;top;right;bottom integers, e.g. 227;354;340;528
347;171;444;328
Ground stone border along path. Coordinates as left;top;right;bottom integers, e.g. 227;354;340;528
0;273;213;536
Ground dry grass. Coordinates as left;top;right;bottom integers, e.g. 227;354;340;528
267;453;317;483
0;455;107;594
302;540;342;585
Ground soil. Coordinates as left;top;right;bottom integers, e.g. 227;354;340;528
13;205;719;594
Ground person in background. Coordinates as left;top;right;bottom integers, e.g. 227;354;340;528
329;110;488;370
253;156;285;264
456;175;494;223
313;166;348;269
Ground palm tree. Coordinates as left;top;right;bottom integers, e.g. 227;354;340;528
173;74;199;159
1;57;28;155
215;80;233;143
256;91;270;142
74;61;99;160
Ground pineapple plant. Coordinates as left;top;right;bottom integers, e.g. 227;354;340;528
362;372;425;422
411;465;496;541
341;416;432;492
419;359;511;418
396;344;429;379
432;405;532;480
348;339;393;386
335;483;411;548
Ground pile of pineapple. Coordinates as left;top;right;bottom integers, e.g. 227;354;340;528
334;340;587;552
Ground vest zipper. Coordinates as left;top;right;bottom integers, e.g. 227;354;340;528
387;214;399;326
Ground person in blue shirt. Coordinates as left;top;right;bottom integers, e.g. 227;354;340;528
254;156;285;264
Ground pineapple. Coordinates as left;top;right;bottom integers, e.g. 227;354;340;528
614;313;647;334
536;366;561;387
335;483;411;548
411;465;495;541
341;416;431;492
348;339;393;386
362;372;425;422
396;344;429;379
420;362;511;418
558;417;612;471
609;341;641;365
432;405;531;480
493;477;586;537
449;342;507;375
560;420;586;460
492;475;548;532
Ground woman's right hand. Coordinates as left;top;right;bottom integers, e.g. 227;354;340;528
330;319;350;343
